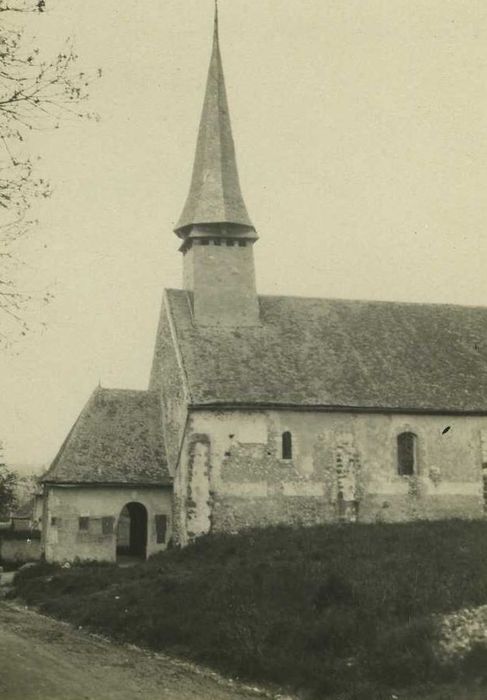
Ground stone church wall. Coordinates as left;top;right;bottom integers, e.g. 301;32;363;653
42;486;172;563
173;409;485;545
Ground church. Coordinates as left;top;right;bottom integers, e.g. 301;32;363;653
41;9;487;563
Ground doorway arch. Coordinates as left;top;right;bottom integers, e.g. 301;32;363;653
116;502;147;559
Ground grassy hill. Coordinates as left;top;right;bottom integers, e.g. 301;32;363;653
12;521;487;699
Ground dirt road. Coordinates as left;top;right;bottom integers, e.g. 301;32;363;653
0;602;277;700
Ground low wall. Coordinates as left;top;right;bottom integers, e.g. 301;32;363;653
0;530;41;563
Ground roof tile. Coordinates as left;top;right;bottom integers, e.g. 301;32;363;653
165;289;487;412
43;388;170;485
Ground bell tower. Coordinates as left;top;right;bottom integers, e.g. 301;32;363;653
174;4;260;328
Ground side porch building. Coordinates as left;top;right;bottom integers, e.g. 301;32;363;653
41;388;173;563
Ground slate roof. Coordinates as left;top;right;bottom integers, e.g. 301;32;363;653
43;388;170;485
164;289;487;413
174;5;253;235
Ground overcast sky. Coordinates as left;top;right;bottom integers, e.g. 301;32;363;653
1;0;487;467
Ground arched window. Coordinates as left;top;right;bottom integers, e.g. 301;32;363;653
397;432;417;476
282;431;292;460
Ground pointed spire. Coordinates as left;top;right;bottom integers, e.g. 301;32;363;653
174;3;254;236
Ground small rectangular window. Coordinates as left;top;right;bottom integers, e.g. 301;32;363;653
102;516;114;535
79;516;89;531
226;240;235;247
51;516;57;526
238;240;246;247
214;239;221;246
155;514;167;544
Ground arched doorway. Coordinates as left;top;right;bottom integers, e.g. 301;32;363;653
116;502;147;560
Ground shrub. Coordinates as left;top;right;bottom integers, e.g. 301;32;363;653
461;644;487;683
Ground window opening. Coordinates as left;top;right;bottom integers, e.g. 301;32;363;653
282;431;292;460
102;516;114;535
155;514;168;544
397;432;417;476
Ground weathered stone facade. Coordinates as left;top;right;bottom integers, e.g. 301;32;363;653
172;409;485;545
43;486;172;563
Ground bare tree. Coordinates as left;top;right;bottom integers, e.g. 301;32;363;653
0;440;18;519
0;0;98;345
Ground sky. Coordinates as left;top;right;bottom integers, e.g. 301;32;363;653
1;0;487;468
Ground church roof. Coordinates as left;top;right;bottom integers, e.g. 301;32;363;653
43;388;170;485
163;289;487;413
174;5;253;235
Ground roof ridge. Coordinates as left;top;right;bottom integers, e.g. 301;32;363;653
257;294;487;311
165;287;487;312
95;387;153;394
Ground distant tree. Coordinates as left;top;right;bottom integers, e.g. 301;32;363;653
15;470;40;504
0;441;18;519
0;0;98;345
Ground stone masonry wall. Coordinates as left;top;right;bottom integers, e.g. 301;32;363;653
173;409;486;545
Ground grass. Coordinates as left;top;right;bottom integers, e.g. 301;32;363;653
11;520;487;699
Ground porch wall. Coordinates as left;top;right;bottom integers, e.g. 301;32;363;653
42;485;172;563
